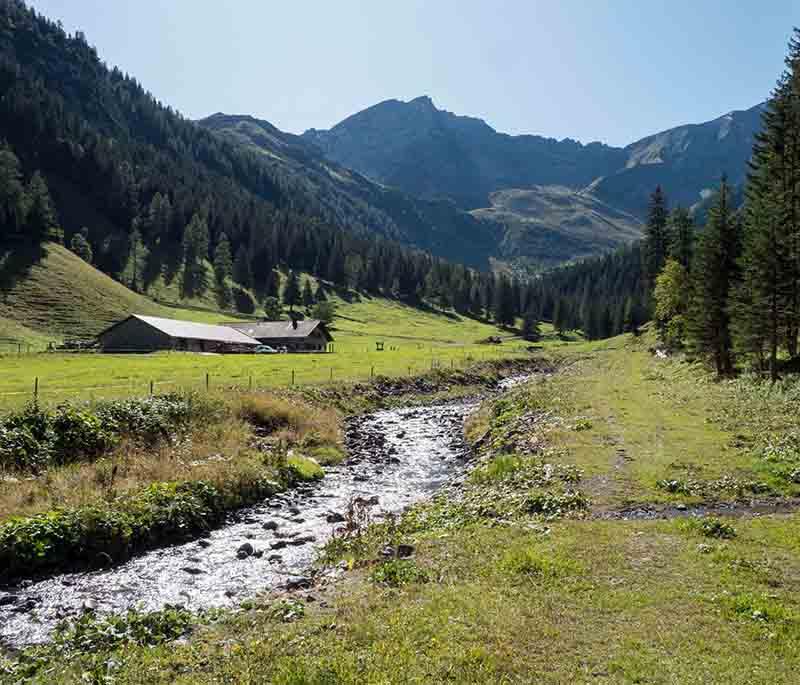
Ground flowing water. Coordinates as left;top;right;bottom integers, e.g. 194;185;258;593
0;386;512;648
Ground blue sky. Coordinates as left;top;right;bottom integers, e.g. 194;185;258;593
30;0;799;146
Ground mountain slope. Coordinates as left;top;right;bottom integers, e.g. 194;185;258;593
472;187;643;270
590;103;765;216
0;243;250;342
303;96;626;210
198;114;502;269
304;97;763;221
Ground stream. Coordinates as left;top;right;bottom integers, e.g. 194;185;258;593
0;380;526;649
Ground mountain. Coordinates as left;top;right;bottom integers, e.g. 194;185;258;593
198;114;502;269
590;104;765;216
303;96;626;210
304;96;763;220
0;0;493;326
472;187;643;271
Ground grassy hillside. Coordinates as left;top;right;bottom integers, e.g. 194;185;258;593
472;186;643;272
0;243;534;407
0;243;250;350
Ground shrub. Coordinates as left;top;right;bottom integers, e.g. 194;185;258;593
501;547;580;580
523;490;589;517
286;454;324;481
370;559;429;587
682;516;737;540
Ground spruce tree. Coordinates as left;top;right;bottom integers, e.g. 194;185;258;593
181;213;209;296
644;186;671;287
283;269;300;311
213;232;233;284
0;144;26;239
669;206;695;272
521;311;541;342
233;245;253;289
69;227;93;264
302;278;315;311
686;178;741;375
25;171;60;243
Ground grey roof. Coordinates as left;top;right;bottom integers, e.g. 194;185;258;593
132;315;259;345
224;319;332;340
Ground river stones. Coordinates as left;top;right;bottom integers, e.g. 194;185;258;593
396;544;415;558
198;539;212;548
270;540;289;550
236;542;255;559
268;554;283;563
182;567;204;575
285;577;312;591
262;520;279;530
0;595;17;607
326;512;346;523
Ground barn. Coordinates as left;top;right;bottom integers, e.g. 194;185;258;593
97;314;260;353
223;319;333;352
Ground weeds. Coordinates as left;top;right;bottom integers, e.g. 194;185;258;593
370;559;430;587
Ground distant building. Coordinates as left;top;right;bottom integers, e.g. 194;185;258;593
223;319;333;352
97;314;260;353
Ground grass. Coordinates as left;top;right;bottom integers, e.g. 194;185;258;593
0;297;540;411
5;331;800;683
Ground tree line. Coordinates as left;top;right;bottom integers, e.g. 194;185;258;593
650;28;800;379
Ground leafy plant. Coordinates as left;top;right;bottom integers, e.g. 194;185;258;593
370;559;429;587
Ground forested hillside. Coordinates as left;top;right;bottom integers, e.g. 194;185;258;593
0;0;516;327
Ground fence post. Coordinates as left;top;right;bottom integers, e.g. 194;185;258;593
330;368;333;382
370;366;374;379
249;375;253;391
18;343;21;355
291;369;295;386
149;380;154;396
206;373;210;391
34;377;38;401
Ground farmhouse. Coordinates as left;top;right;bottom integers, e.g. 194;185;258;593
97;314;260;353
224;319;333;352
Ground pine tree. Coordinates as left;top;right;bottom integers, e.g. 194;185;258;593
262;296;282;320
181;213;209;296
70;227;93;264
669;206;695;271
521;311;541;342
302;278;315;311
686;178;741;376
265;269;281;299
233;245;253;289
283;269;300;311
213;232;233;284
492;275;516;327
25;171;60;242
0;144;27;239
644;186;671;287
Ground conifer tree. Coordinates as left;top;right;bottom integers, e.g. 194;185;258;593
181;213;209;296
669;206;695;272
233;245;253;289
521;311;541;342
283;269;300;311
302;278;315;311
213;232;233;284
25;171;60;242
70;227;93;264
686;178;741;375
315;281;327;302
0;143;26;239
644;186;671;287
265;269;281;299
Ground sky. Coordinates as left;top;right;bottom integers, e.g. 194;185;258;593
30;0;800;147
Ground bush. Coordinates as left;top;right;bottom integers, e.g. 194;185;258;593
370;559;429;587
0;394;222;473
523;490;589;517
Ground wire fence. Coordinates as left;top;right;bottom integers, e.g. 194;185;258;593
0;346;531;409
